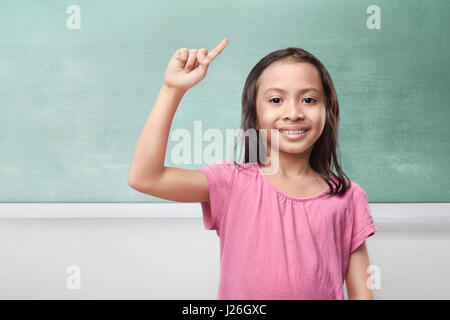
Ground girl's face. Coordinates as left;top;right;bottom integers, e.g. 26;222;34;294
255;61;327;156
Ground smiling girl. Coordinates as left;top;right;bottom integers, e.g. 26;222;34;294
128;38;377;300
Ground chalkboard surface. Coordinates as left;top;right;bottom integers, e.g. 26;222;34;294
1;0;449;203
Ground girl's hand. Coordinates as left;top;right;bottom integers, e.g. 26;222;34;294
163;38;229;92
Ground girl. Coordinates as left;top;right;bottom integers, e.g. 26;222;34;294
128;38;377;300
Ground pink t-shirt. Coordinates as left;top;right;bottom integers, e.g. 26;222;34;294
200;160;377;300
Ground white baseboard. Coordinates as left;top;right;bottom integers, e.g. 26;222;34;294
0;203;449;232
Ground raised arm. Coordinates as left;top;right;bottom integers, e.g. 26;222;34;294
127;38;229;202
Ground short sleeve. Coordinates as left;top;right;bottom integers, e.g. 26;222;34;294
199;160;236;232
350;183;377;254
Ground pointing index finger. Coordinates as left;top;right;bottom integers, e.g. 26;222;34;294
205;38;229;63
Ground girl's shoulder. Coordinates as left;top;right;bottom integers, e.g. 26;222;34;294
214;160;260;178
344;179;370;201
210;160;257;169
326;176;365;199
231;161;260;176
201;160;258;181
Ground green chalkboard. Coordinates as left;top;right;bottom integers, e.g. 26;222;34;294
0;0;449;203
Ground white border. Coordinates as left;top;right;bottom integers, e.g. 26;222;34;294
0;203;450;231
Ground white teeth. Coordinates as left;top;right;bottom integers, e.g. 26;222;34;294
280;129;307;134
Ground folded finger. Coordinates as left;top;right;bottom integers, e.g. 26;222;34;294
185;49;198;71
197;48;208;63
175;48;189;62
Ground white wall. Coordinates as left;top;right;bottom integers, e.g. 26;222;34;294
0;217;449;299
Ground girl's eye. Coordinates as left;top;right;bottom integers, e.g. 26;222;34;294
269;98;316;104
303;98;316;104
269;98;282;104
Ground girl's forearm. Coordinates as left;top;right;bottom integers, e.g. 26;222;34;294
347;291;374;300
128;83;187;187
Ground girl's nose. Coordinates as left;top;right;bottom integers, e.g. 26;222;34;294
284;101;304;120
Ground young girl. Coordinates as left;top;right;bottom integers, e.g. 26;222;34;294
128;38;377;300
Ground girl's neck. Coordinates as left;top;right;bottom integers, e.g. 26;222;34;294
258;161;316;178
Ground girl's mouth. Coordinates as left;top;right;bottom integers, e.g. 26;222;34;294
278;129;310;140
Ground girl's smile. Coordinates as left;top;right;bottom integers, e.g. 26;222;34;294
279;128;310;140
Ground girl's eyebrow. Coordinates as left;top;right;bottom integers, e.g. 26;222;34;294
264;87;321;94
